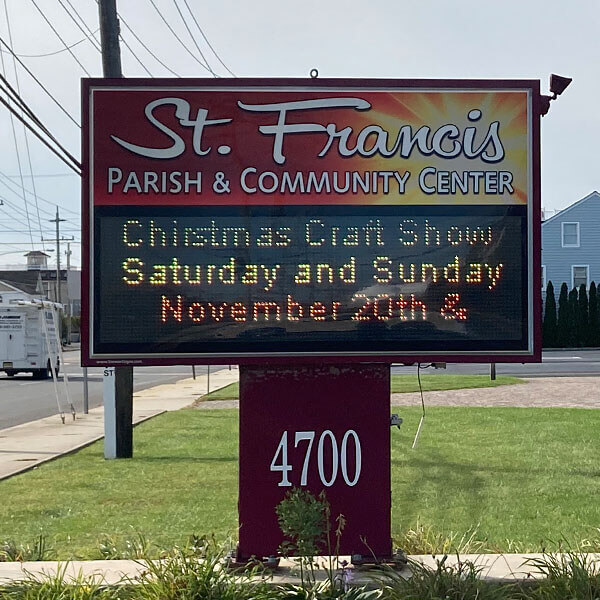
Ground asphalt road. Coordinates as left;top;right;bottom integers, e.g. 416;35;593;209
0;353;228;430
391;349;600;377
1;350;598;431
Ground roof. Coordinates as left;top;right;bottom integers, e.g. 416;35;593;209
24;251;50;257
0;280;28;294
542;190;600;226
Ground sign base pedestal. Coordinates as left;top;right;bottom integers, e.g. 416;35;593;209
238;363;391;561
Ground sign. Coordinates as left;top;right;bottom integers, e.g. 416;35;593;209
238;364;391;559
82;78;541;365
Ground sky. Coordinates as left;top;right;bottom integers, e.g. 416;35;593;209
0;0;598;268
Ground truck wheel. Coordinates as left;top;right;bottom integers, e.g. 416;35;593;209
5;370;15;377
33;362;51;380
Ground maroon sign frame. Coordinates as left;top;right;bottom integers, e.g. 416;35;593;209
81;77;542;367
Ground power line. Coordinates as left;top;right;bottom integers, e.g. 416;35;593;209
0;71;81;171
181;0;235;77
0;94;81;174
4;0;45;250
0;37;80;129
119;34;152;76
0;29;100;58
147;0;211;74
55;0;102;53
110;3;180;76
0;170;80;218
31;0;92;76
0;24;33;249
171;0;216;76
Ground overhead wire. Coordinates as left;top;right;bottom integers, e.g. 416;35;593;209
4;0;45;249
103;1;179;76
0;36;80;128
55;0;102;53
147;0;212;74
181;0;235;76
0;28;99;58
30;0;92;76
0;22;33;248
0;171;79;216
171;0;216;76
0;94;81;174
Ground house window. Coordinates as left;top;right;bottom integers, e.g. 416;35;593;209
541;265;546;290
562;222;580;247
572;265;589;289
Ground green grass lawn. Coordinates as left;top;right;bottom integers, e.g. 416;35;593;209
1;404;599;560
201;374;523;401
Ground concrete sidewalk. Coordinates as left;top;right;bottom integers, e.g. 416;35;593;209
0;366;239;480
0;553;595;586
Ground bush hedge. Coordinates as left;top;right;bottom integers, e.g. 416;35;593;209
543;280;600;347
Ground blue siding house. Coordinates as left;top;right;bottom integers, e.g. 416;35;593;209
542;191;600;291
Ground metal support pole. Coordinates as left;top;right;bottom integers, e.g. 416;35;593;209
192;365;196;380
207;365;211;395
99;0;132;458
490;363;496;380
83;366;89;414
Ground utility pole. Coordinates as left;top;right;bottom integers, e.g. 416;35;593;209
47;207;66;304
98;0;133;459
44;208;73;309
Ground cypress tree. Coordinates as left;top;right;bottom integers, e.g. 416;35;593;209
589;281;600;346
556;283;570;347
578;284;589;347
568;287;579;347
542;281;557;347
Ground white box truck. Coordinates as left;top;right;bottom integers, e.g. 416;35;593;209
0;295;61;379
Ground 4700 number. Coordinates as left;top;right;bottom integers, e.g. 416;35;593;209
270;430;362;487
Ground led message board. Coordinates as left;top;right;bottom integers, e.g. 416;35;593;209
82;78;541;365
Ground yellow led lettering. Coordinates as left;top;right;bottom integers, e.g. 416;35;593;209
425;220;441;246
466;263;482;284
219;258;236;284
363;219;385;246
342;227;359;246
339;257;356;283
398;220;417;246
261;265;280;291
123;220;143;247
206;264;217;284
169;257;182;284
149;220;167;247
294;264;311;284
306;219;325;246
149;265;167;285
351;293;372;321
398;263;416;283
486;263;503;289
316;263;334;284
183;265;202;284
122;258;144;285
447;226;462;246
421;263;438;282
373;256;392;283
443;257;460;283
242;264;259;285
256;227;274;247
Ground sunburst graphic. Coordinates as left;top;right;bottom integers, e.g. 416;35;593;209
330;91;530;205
